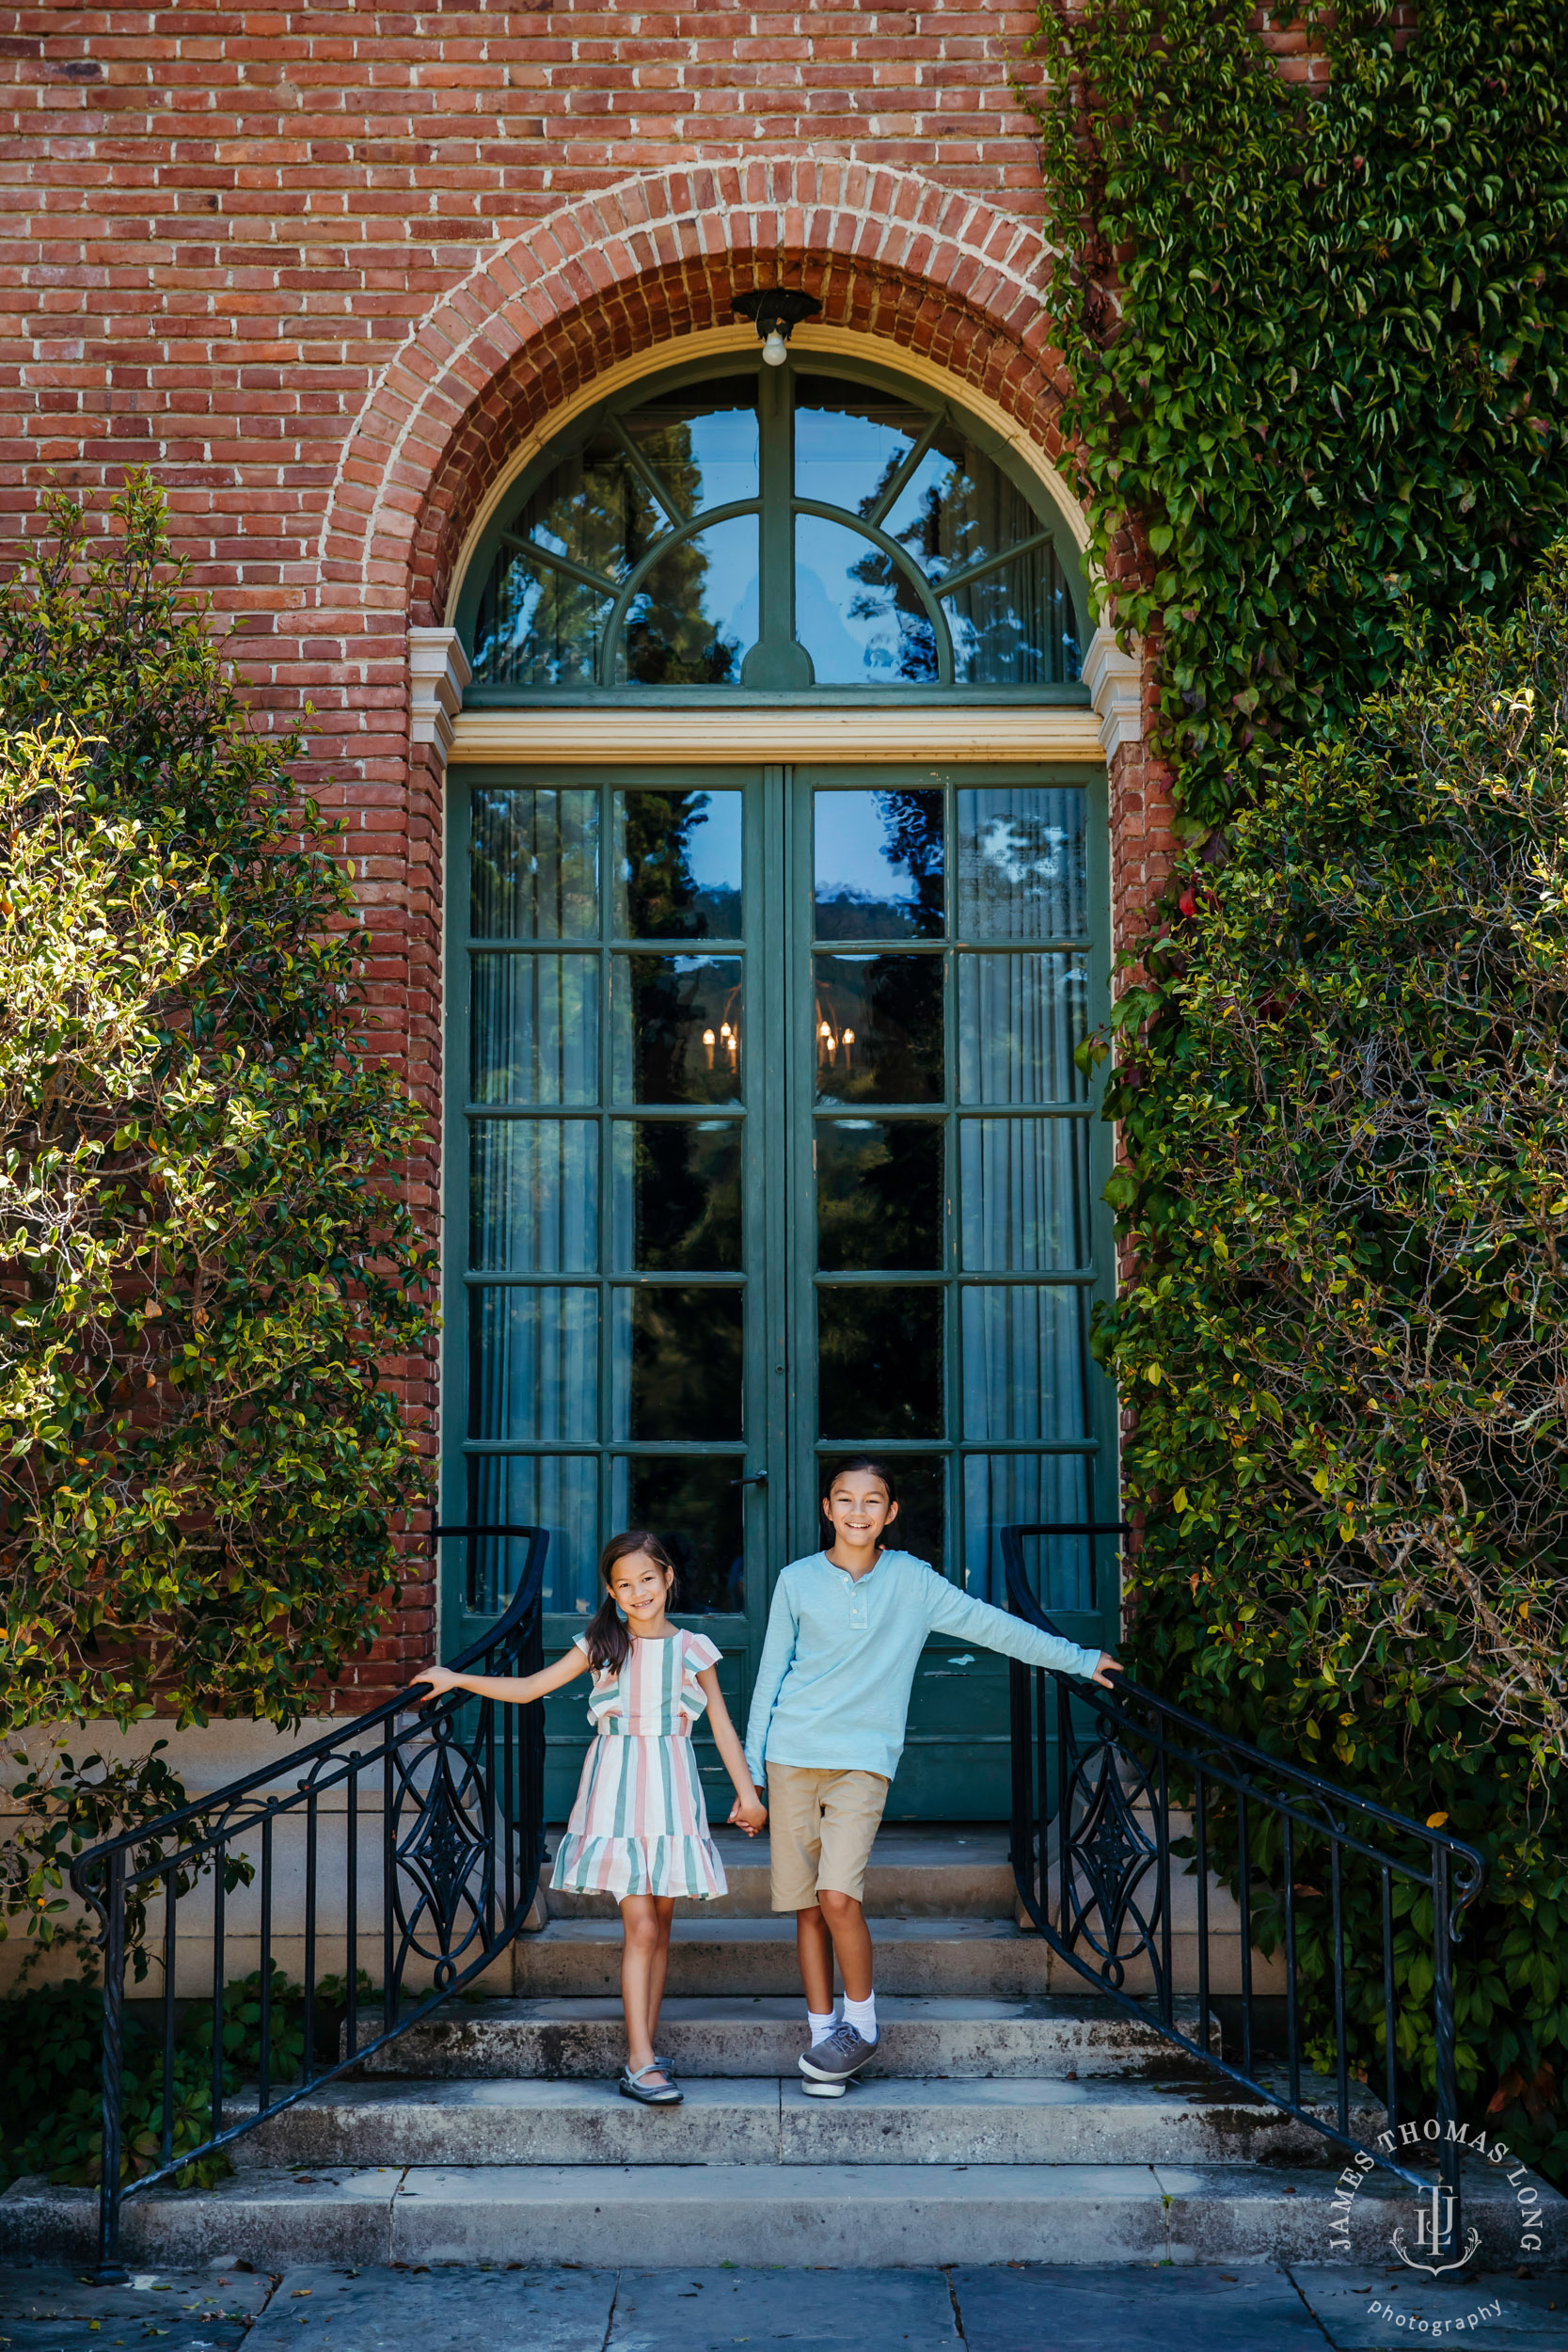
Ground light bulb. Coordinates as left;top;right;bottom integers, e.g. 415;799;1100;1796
762;327;788;368
842;1027;855;1044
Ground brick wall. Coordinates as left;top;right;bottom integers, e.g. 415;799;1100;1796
3;5;1180;1703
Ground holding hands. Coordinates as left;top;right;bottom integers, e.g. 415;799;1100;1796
728;1792;768;1836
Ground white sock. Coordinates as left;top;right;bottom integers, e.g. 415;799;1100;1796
807;2008;837;2047
842;1992;877;2042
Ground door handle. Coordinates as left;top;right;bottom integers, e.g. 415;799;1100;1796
729;1470;768;1487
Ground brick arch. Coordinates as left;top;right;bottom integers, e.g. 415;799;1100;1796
318;158;1073;629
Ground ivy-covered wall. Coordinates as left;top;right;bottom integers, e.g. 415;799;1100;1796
1032;0;1568;2176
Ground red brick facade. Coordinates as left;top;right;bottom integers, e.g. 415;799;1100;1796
3;7;1177;1702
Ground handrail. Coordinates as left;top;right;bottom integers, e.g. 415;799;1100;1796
1002;1519;1488;2264
70;1521;549;2281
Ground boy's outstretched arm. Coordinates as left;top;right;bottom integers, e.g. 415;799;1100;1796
742;1573;800;1786
924;1574;1122;1687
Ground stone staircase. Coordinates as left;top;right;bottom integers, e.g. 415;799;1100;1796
4;1826;1564;2269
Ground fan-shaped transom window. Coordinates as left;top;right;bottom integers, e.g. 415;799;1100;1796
461;359;1087;697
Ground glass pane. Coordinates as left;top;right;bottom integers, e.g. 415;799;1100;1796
957;954;1088;1104
470;787;598;941
615;516;758;687
794;514;939;685
515;420;663;580
615;787;743;939
945;542;1081;686
817;1286;943;1439
616;1456;746;1613
816;1119;943;1272
815;788;943;940
960;1455;1093;1611
955;787;1086;941
466;1455;600;1616
620;379;761;516
469;551;614;689
470;954;599;1105
612;1120;742;1272
613;955;743;1104
958;1119;1090;1271
612;1286;744;1440
881;417;1035;582
467;1287;597;1442
814;953;943;1104
960;1286;1088;1441
793;377;928;512
470;1119;597;1273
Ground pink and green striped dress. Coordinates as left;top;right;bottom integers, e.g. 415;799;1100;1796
550;1629;728;1901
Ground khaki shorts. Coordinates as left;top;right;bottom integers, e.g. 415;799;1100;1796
766;1763;890;1911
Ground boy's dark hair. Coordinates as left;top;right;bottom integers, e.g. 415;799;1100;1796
585;1530;678;1674
818;1455;901;1547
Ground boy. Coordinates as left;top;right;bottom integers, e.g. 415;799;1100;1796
741;1456;1122;2093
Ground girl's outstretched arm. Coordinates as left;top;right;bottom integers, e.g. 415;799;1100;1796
696;1668;767;1835
407;1646;590;1710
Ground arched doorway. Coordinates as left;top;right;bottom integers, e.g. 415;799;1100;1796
439;347;1119;1819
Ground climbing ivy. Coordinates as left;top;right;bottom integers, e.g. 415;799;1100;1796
1030;0;1568;2176
1034;0;1568;829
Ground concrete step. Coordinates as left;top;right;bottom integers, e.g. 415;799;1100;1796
231;2070;1384;2171
541;1820;1016;1922
7;2157;1561;2269
354;1993;1216;2080
514;1915;1051;1998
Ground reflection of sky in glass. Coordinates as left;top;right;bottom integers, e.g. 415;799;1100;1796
683;792;742;904
795;516;935;684
682;408;760;510
816;790;942;930
624;401;761;514
620;516;759;685
795;396;919;512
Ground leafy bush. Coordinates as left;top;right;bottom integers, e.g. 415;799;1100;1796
0;1966;309;2187
0;482;436;1735
1095;552;1568;2179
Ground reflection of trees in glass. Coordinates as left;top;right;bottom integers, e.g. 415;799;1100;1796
624;790;720;936
817;1120;942;1271
628;1288;744;1440
472;560;610;687
632;1121;742;1272
624;535;741;686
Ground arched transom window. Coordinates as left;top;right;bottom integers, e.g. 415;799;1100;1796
460;359;1087;696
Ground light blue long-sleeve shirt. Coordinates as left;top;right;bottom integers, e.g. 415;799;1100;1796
741;1547;1102;1786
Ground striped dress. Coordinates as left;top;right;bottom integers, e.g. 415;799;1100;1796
549;1629;729;1901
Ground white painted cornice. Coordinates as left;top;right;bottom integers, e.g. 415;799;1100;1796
447;705;1106;767
408;627;472;757
1082;627;1145;756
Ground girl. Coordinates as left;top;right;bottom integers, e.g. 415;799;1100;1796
410;1530;766;2107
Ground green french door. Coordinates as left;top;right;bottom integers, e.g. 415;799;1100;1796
444;761;1117;1820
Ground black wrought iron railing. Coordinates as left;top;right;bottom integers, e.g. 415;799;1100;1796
70;1521;548;2280
1003;1520;1488;2260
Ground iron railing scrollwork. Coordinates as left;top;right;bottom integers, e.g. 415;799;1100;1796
1003;1519;1488;2261
71;1521;549;2280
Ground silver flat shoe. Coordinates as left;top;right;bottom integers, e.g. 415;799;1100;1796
619;2061;682;2106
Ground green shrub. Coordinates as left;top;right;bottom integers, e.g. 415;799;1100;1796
0;480;436;1736
1094;551;1568;2180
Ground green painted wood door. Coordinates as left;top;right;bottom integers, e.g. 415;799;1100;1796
443;761;1116;1821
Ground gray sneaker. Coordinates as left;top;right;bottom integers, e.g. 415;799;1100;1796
799;2021;879;2085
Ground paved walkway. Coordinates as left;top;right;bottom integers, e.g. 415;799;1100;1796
1;2261;1564;2350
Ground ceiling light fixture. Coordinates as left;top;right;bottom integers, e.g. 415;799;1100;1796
733;287;822;368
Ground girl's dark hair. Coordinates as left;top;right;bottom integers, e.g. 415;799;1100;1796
585;1530;677;1674
818;1455;901;1547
